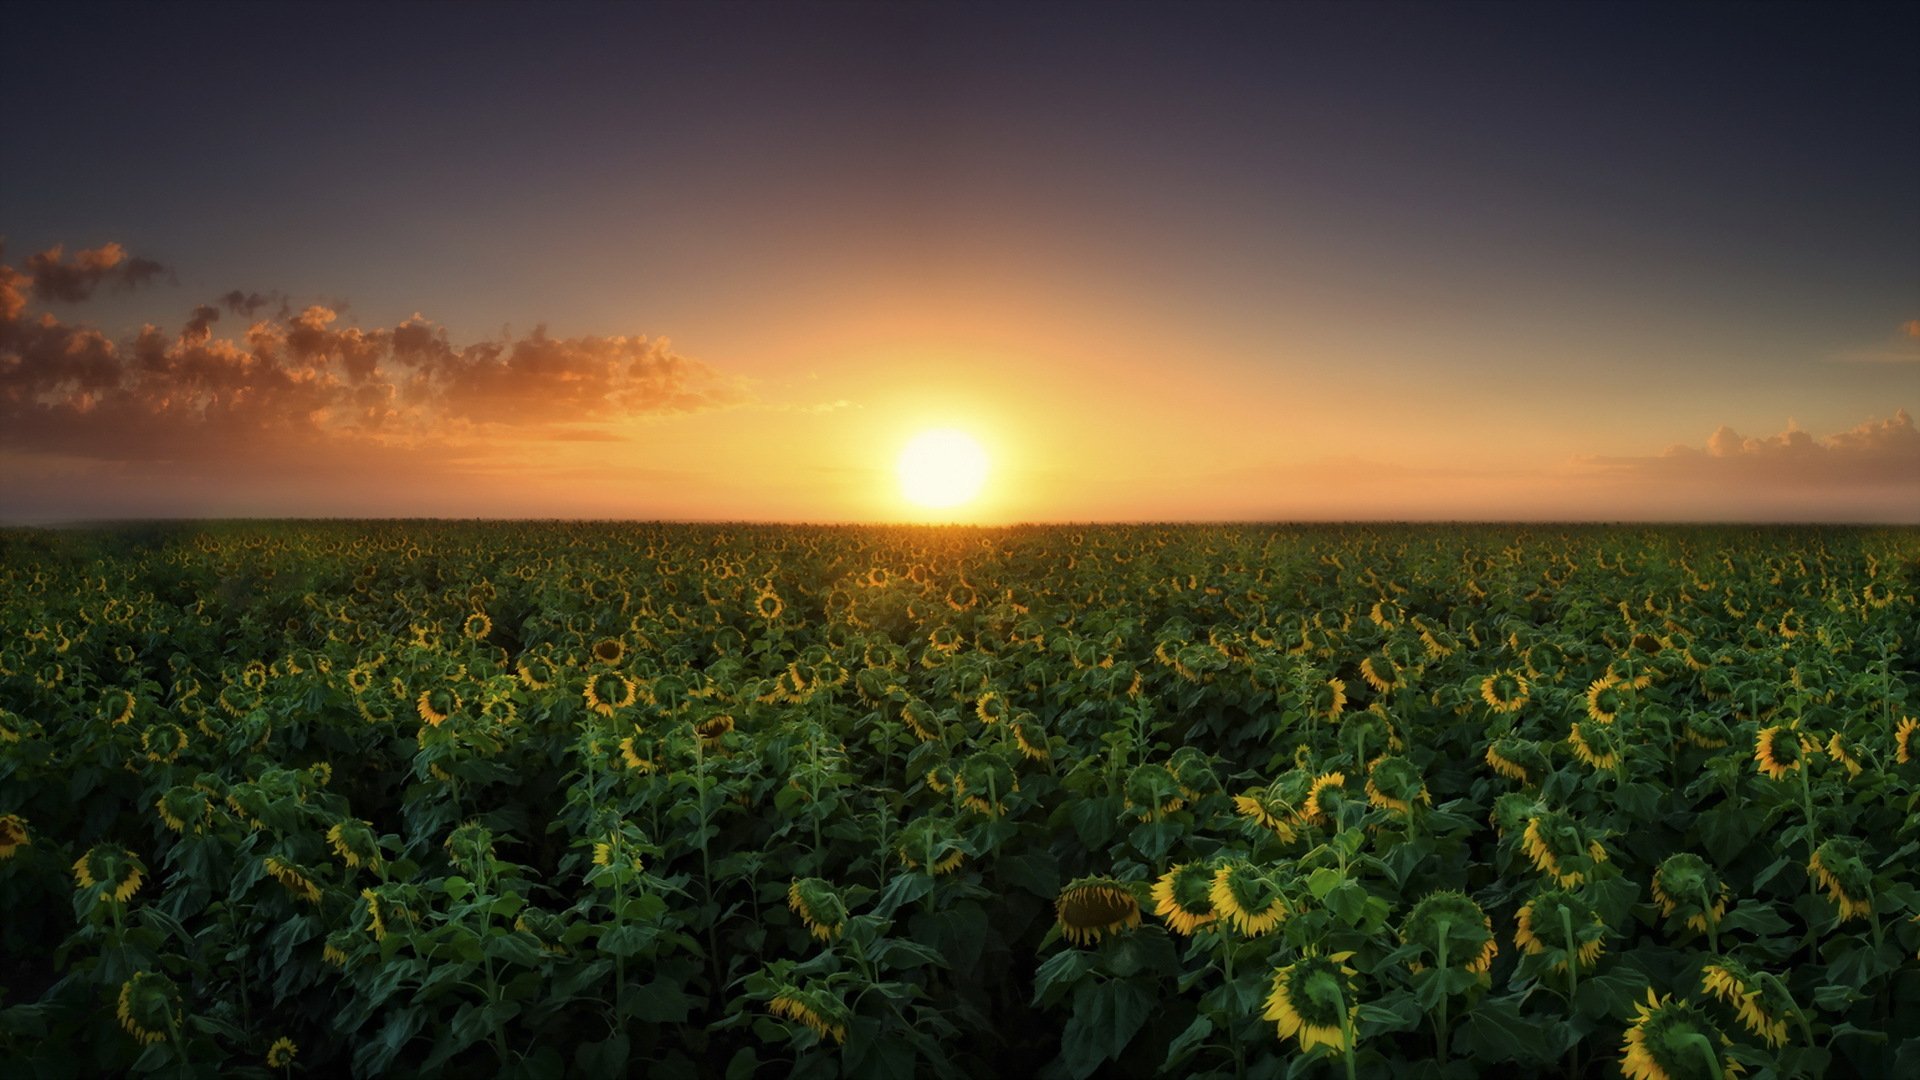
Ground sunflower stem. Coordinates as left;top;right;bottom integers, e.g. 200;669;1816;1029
1559;906;1579;1007
1435;928;1450;1060
1334;980;1358;1080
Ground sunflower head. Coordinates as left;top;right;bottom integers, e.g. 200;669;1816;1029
1301;770;1349;826
462;612;491;641
155;787;211;835
1209;860;1290;936
116;971;182;1046
416;686;461;727
1010;713;1051;761
1055;876;1143;946
591;637;628;665
767;981;850;1045
584;672;638;717
73;845;145;904
1807;837;1874;922
1895;716;1918;766
1262;950;1359;1057
1700;956;1795;1049
326;819;383;871
99;688;137;727
1651;853;1729;934
0;813;30;859
266;1036;298;1068
1621;989;1743;1080
1485;737;1546;785
1365;755;1429;816
1568;719;1624;771
787;877;849;941
1520;811;1608;888
1400;891;1498;977
1480;671;1531;713
1123;762;1186;822
975;690;1009;725
1150;861;1219;936
1514;889;1607;975
1753;725;1811;780
896;816;966;875
444;821;496;874
754;587;785;621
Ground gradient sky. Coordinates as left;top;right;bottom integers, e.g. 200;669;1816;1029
3;1;1916;523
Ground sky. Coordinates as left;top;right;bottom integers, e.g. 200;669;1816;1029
2;1;1916;523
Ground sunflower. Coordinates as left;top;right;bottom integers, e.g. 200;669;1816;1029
1233;789;1299;842
896;817;967;875
155;787;211;835
975;690;1009;725
1621;989;1744;1080
1567;720;1622;771
1700;957;1794;1049
1807;839;1874;922
0;813;29;859
326;819;383;871
695;713;736;750
1359;654;1403;694
1055;876;1143;945
242;660;270;692
1651;853;1729;934
73;845;145;903
1521;812;1608;888
787;878;849;941
360;888;387;940
1514;889;1606;974
1752;725;1810;781
266;1036;298;1068
263;855;323;904
946;582;978;611
590;637;628;665
1480;670;1530;713
462;612;491;641
1263;950;1358;1057
753;587;784;621
1400;891;1498;977
516;654;556;691
584;672;638;717
768;983;849;1045
1209;861;1289;936
958;755;1020;816
1011;713;1051;762
1578;675;1619;725
141;722;189;764
1365;755;1429;816
416;686;460;727
1300;770;1347;827
1682;712;1731;750
99;688;137;727
1899;716;1920;765
116;971;182;1046
1484;737;1544;785
1312;677;1348;721
322;940;350;968
1150;861;1218;936
1123;762;1186;822
345;663;377;694
900;700;941;743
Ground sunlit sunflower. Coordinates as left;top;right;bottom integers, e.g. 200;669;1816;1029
753;586;784;621
1400;891;1498;977
1263;949;1358;1057
584;672;638;717
1824;732;1862;779
0;813;29;859
1700;957;1794;1049
1055;876;1143;945
326;819;383;871
1521;812;1608;888
1300;770;1347;827
787;877;849;941
416;686;459;727
1514;889;1606;974
462;612;491;641
266;1036;298;1068
1209;861;1289;936
768;983;849;1045
116;971;182;1046
1480;671;1530;713
1807;838;1874;922
1753;725;1811;781
73;845;145;903
1650;853;1729;934
1150;861;1218;936
1621;989;1744;1080
264;855;323;904
1584;673;1624;724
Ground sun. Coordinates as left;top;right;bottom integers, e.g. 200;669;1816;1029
897;429;989;510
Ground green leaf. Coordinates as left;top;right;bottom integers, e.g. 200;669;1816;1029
873;872;933;918
1033;949;1097;1005
575;1033;631;1078
1162;1015;1213;1070
1059;977;1155;1080
1455;995;1570;1065
620;978;695;1023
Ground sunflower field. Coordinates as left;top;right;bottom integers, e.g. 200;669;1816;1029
2;522;1917;1079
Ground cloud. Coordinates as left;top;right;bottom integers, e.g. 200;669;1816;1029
1825;319;1920;364
23;242;168;302
0;239;749;466
1905;319;1920;338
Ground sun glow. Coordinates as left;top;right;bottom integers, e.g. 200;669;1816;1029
897;429;989;511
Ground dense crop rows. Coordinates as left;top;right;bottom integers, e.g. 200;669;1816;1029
1;523;1917;1079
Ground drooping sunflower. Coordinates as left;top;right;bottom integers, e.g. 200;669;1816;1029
1514;889;1607;974
695;713;736;750
975;690;1009;725
266;1036;298;1068
1807;838;1874;922
416;686;460;727
1011;713;1051;762
116;971;182;1046
1055;876;1143;945
1232;788;1299;842
241;660;270;693
1621;989;1743;1080
99;688;137;727
1480;670;1530;714
583;672;638;717
1311;677;1348;721
1150;861;1218;936
590;637;628;665
787;877;849;941
1484;737;1545;785
1753;725;1811;781
359;888;388;941
326;819;383;871
1700;957;1794;1049
1682;711;1731;750
0;813;29;860
1123;762;1186;822
1899;716;1920;765
900;699;941;743
1400;891;1498;977
767;982;849;1045
73;845;145;903
1209;860;1289;936
1300;770;1347;827
141;722;189;764
263;855;323;904
1567;719;1623;772
1650;853;1729;935
1365;755;1429;817
1584;673;1624;724
1521;812;1608;888
155;787;211;835
1263;950;1358;1057
1359;653;1403;694
1824;732;1861;780
896;816;967;875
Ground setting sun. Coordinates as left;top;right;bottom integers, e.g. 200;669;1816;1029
897;429;989;510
